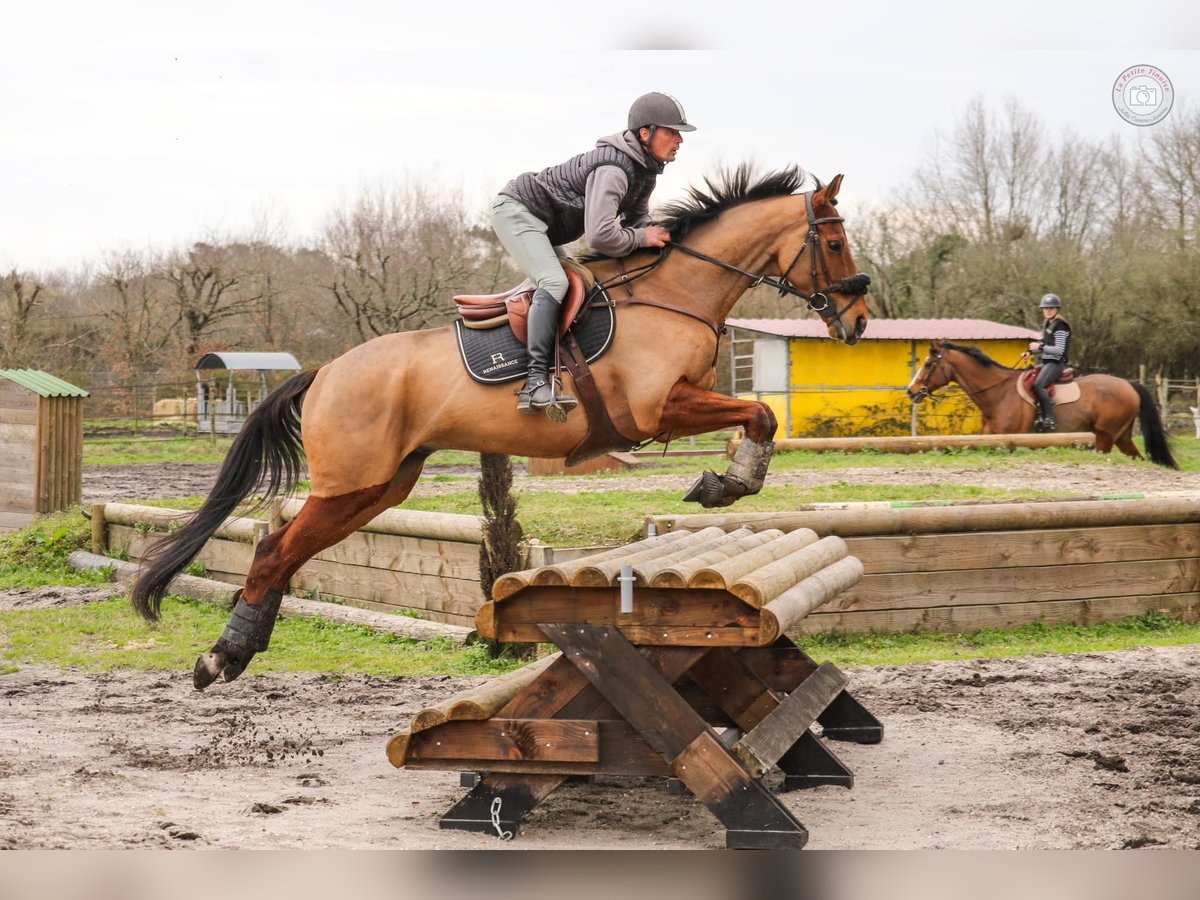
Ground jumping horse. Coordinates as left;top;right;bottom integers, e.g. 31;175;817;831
132;164;872;689
906;340;1177;468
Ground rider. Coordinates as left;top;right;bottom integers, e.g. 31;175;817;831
491;92;695;415
1028;293;1072;431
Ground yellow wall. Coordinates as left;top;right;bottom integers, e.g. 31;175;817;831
738;337;1031;437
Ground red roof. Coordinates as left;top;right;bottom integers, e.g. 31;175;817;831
728;317;1040;341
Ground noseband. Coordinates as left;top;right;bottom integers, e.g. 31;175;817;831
910;352;943;401
613;190;870;338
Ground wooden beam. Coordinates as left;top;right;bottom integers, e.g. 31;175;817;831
728;432;1097;455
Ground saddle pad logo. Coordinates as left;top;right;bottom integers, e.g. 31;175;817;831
455;304;616;384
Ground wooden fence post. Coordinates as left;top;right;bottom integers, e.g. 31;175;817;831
90;503;107;554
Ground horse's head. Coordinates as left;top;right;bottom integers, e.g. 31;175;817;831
775;174;871;345
906;341;953;401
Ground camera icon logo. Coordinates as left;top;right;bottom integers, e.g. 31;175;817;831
1113;65;1173;126
1129;85;1158;107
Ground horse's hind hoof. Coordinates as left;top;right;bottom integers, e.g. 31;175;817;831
194;651;225;691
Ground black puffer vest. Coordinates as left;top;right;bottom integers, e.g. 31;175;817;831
502;142;660;246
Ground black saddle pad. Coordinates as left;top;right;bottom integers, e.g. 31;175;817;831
454;300;615;384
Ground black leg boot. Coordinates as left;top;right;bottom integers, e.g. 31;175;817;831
517;291;573;415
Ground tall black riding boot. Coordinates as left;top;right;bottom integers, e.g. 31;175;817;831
517;290;575;415
1033;387;1055;431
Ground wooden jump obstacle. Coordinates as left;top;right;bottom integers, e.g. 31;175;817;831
387;527;882;849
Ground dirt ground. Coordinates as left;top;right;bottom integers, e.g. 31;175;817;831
1;621;1198;850
1;459;1193;849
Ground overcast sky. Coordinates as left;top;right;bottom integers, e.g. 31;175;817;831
3;1;1197;273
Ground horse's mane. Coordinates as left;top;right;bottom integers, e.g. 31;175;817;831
941;342;1020;372
576;162;811;263
657;163;810;239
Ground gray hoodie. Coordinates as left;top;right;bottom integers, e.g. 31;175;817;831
500;130;664;257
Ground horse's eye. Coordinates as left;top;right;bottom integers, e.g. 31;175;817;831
828;240;842;252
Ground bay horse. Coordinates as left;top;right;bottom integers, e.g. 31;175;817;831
906;341;1177;468
132;164;872;688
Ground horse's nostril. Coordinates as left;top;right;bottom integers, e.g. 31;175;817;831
855;316;867;339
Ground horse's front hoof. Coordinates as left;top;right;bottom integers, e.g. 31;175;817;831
682;471;727;508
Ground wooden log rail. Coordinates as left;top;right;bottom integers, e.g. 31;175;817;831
727;432;1097;455
97;500;488;627
390;529;881;849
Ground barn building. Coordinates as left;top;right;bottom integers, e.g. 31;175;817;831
0;370;88;533
727;318;1040;438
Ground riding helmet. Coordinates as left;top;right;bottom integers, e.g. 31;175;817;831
628;92;697;132
1039;293;1062;308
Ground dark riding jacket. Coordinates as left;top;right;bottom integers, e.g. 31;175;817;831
1037;317;1071;366
500;130;663;256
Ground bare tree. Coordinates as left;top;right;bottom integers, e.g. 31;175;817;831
320;181;478;342
156;241;253;356
0;269;47;367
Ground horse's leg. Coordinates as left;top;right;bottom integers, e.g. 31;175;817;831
652;378;778;509
194;451;430;690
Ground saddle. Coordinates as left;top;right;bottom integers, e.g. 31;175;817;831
454;261;595;344
1017;366;1081;407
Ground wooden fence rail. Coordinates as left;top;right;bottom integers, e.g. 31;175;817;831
648;495;1200;634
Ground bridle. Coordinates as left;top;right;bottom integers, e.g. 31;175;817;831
910;347;1011;402
908;351;945;402
597;190;871;341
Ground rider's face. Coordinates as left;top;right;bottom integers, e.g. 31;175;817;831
643;126;683;163
1042;307;1059;320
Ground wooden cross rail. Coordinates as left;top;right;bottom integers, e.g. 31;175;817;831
387;529;883;849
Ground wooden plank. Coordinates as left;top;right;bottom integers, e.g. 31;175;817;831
404;721;670;777
308;529;480;579
487;622;760;646
111;527;255;576
488;585;756;631
843;523;1200;574
830;558;1200;612
796;591;1200;635
318;594;476;629
290;557;483;618
0;423;37;445
407;719;600;763
0;510;36;531
0;382;38;410
0;408;37;426
733;663;847;778
0;455;37;476
0;482;37;504
686;648;779;732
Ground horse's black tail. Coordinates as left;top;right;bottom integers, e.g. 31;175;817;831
1131;381;1178;469
130;368;320;621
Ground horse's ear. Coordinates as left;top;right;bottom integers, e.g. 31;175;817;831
816;174;844;206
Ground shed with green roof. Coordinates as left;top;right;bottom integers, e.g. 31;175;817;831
0;370;88;533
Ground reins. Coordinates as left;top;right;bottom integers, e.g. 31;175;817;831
594;190;870;339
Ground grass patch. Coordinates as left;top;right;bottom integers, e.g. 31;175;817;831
0;594;528;678
806;612;1200;667
1;594;1194;677
399;482;1052;546
0;511;110;590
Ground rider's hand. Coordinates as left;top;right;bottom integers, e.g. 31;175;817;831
643;225;672;248
1028;341;1040;352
